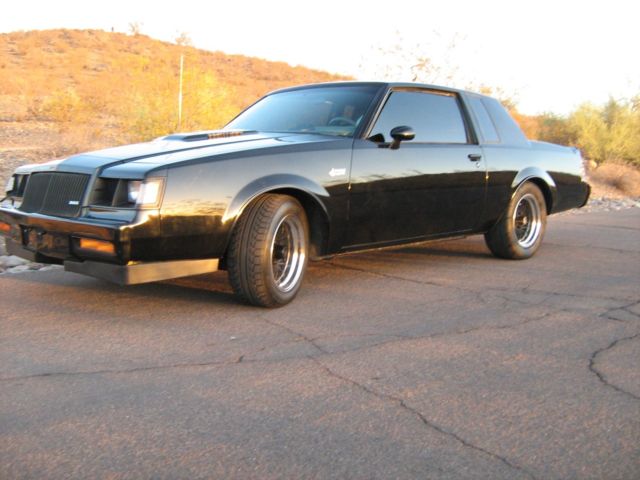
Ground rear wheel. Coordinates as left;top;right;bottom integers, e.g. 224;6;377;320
484;182;547;259
227;194;309;307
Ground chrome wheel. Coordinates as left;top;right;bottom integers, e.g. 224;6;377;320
228;194;309;307
485;182;547;260
270;214;306;293
512;193;542;248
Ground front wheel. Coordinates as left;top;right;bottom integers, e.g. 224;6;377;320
227;194;309;307
484;182;547;259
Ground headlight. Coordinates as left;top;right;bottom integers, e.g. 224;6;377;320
129;178;163;206
127;180;142;203
5;175;15;194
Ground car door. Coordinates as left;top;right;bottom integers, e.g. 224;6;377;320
346;88;486;247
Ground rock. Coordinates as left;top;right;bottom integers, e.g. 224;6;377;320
38;265;62;272
0;255;29;269
5;264;33;273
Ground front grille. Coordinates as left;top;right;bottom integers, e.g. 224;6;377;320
20;172;90;217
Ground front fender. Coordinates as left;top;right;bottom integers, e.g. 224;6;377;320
223;174;330;224
219;174;333;259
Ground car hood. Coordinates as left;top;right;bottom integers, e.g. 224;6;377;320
40;130;345;178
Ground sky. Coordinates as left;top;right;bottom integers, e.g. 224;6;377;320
2;0;638;115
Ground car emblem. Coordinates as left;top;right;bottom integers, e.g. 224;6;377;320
68;200;79;205
329;168;346;177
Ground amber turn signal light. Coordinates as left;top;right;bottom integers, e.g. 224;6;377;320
0;221;10;234
79;238;116;255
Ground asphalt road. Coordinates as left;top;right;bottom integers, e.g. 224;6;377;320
1;209;639;480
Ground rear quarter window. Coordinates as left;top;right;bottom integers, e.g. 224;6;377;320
468;96;500;143
481;97;529;145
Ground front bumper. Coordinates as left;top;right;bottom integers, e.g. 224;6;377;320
0;207;219;285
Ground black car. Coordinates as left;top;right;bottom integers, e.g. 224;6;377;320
1;82;590;306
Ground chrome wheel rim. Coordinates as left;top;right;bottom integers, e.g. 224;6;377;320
513;193;542;248
270;215;306;293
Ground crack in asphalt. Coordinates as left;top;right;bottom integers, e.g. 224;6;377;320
543;242;639;254
257;315;328;354
326;261;474;293
2;299;636;480
588;332;640;402
327;260;636;305
478;286;634;305
599;301;640;323
0;311;554;383
309;356;537;480
308;311;556;360
557;221;640;232
250;308;557;364
0;356;244;382
311;332;413;341
4;289;636;385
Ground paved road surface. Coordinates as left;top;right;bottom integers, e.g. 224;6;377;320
1;209;639;479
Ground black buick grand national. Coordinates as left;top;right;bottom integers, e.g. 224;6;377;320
0;82;590;306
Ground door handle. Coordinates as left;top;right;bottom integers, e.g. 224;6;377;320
468;154;482;162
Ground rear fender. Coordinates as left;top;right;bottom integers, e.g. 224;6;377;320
511;167;557;213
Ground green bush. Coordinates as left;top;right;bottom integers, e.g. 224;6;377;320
536;96;640;167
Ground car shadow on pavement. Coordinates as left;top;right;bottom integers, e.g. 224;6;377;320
391;245;490;259
347;237;492;261
2;238;491;307
4;269;241;307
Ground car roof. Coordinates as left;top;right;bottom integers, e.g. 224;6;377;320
269;81;478;97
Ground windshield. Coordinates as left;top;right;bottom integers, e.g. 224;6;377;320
225;85;381;137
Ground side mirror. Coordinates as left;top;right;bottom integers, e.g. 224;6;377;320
389;126;415;150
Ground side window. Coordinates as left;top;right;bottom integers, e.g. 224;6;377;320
370;91;468;144
468;96;500;143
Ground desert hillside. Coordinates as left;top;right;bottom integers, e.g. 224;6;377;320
0;29;345;180
1;29;638;198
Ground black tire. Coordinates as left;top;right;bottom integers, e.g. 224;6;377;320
227;194;309;307
484;182;547;259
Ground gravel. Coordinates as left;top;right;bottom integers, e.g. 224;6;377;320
0;235;61;274
0;244;61;274
573;196;640;213
1;196;638;275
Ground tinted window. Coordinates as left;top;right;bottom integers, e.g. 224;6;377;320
370;91;467;143
481;97;528;145
225;85;380;137
468;96;500;143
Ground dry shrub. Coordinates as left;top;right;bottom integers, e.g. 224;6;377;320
41;88;90;125
587;162;640;197
118;65;240;142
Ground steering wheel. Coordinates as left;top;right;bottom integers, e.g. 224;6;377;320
328;116;356;127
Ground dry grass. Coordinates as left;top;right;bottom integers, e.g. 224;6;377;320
0;29;349;187
0;29;347;152
587;161;640;198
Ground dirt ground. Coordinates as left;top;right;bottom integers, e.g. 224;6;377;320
0;119;116;185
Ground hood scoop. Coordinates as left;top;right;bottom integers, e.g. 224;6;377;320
161;130;257;142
